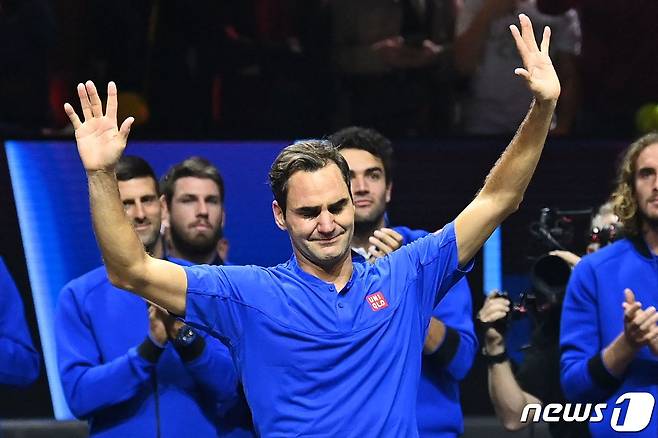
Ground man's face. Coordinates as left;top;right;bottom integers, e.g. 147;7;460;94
635;143;658;226
339;148;391;225
273;164;355;269
118;177;162;252
168;177;224;256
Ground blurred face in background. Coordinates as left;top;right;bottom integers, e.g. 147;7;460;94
634;143;658;229
339;148;391;227
118;177;162;253
167;177;224;258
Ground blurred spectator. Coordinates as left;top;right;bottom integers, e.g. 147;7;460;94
537;0;658;137
217;0;331;137
148;0;227;134
88;1;152;93
0;0;55;133
0;256;40;387
454;0;580;135
160;156;227;265
330;0;456;136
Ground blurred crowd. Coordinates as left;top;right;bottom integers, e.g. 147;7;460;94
2;0;658;139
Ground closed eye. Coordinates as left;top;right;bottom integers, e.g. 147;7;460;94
328;198;349;215
296;207;321;219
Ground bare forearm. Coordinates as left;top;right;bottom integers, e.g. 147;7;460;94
481;98;556;208
455;99;556;263
88;170;147;285
488;362;534;430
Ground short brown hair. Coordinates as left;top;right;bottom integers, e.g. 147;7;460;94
160;156;225;205
610;132;658;236
268;140;351;214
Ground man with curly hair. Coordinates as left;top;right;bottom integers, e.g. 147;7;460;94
560;133;658;436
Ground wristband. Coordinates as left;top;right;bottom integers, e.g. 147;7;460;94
482;347;508;365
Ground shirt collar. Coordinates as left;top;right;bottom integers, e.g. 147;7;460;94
351;246;370;261
287;253;361;294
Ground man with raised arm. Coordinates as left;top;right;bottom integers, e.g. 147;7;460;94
65;15;559;436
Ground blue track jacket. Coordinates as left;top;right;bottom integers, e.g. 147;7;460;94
0;256;40;387
561;236;658;437
56;259;253;437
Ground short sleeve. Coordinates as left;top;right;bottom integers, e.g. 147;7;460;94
385;221;473;323
184;264;263;346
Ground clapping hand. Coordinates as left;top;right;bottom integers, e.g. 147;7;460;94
622;289;658;355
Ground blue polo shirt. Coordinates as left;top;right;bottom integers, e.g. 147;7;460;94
394;226;477;438
184;222;469;436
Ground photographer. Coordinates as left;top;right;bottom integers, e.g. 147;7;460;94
477;204;619;437
479;290;587;437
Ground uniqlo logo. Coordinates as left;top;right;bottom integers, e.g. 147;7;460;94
366;292;389;311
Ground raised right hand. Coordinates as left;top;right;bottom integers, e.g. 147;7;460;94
477;293;511;353
64;81;134;173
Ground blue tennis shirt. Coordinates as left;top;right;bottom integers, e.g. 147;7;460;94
184;222;470;437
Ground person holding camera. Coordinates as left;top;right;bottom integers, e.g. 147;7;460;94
478;202;621;437
478;289;589;438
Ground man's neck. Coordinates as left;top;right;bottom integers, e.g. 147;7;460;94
295;251;353;292
352;217;387;251
169;247;218;265
147;239;164;260
643;222;658;255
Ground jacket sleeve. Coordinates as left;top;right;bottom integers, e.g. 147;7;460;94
174;332;240;416
560;260;622;402
55;283;163;419
425;278;478;381
0;257;40;386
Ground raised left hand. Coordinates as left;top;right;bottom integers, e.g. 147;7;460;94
509;14;561;103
